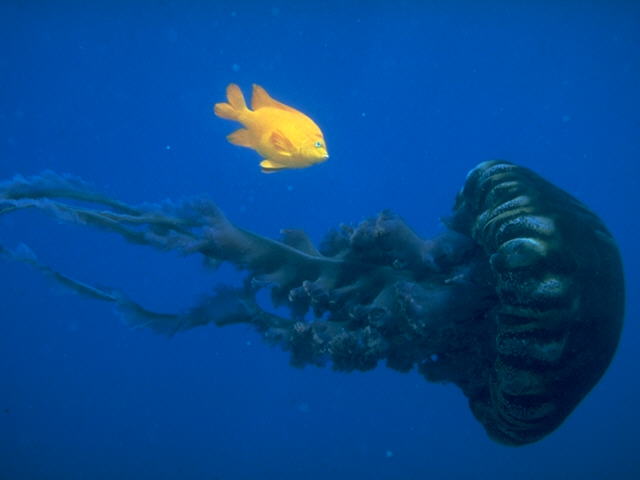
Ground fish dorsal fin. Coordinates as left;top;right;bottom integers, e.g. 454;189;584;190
269;130;295;155
251;84;299;113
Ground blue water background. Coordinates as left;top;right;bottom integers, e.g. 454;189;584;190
1;2;639;478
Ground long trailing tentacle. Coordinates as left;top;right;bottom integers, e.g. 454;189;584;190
0;242;292;338
0;171;345;281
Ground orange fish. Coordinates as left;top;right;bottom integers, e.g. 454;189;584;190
214;83;329;173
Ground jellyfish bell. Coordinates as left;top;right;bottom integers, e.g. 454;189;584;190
0;160;624;445
447;161;625;444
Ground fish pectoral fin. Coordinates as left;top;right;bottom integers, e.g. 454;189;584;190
269;130;295;155
227;128;253;147
260;159;287;174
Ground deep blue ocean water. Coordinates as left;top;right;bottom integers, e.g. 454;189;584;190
1;2;638;479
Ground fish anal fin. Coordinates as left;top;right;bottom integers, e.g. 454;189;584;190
260;159;287;174
227;129;253;148
269;130;295;155
252;84;299;113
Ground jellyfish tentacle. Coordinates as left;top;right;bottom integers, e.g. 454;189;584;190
0;170;139;214
0;241;296;337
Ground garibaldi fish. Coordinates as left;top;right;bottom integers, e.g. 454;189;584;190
214;84;329;173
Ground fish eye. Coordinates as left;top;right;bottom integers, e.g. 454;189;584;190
314;141;323;148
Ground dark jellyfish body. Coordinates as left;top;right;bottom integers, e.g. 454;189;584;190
449;162;624;444
0;161;625;445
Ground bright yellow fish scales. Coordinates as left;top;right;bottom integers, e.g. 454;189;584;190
214;84;329;173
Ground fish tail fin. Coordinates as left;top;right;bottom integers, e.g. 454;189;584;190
214;83;248;121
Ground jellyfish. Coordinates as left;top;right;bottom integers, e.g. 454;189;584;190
0;160;625;446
